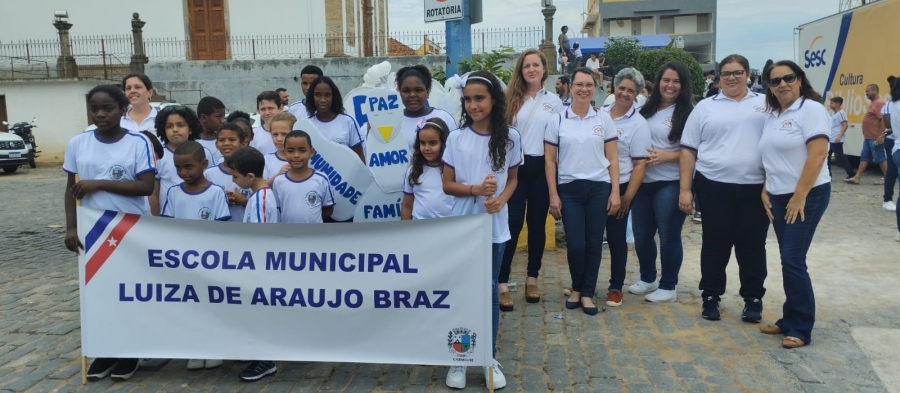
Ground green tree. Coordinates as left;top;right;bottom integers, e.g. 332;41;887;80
603;37;644;69
457;46;515;84
635;47;705;97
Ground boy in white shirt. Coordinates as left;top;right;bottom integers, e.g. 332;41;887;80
272;130;335;223
160;141;231;222
250;91;284;155
827;97;856;179
263;112;297;184
197;96;227;163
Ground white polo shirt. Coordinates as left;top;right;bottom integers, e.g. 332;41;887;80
244;187;280;223
272;170;335;224
681;90;768;184
514;90;566;156
759;98;832;195
442;126;523;244
402;164;453;220
286;100;307;119
198;136;220;164
121;106;158;134
829;110;848;142
401;108;458;152
310;113;365;148
250;126;277;155
63;130;156;215
602;103;652;184
544;106;618;184
156;144;216;208
263;152;289;180
643;104;681;183
204;163;252;222
160;183;231;221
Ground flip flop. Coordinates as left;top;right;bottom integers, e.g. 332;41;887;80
782;336;806;348
499;291;514;312
525;284;541;304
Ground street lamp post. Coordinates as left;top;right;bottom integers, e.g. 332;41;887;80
539;1;557;74
53;10;78;78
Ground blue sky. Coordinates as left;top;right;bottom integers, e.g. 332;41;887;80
392;0;838;70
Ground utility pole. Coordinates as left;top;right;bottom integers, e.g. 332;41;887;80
445;0;472;76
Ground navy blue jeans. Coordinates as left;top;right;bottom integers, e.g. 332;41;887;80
695;172;769;300
632;180;687;290
501;155;549;283
605;183;630;291
828;142;856;178
770;183;830;344
559;180;611;299
491;242;502;358
884;138;897;203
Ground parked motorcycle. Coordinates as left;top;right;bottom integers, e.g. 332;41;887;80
3;118;38;168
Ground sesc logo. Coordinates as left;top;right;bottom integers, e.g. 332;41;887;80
804;36;828;68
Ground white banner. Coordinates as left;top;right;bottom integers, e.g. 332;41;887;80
78;207;492;367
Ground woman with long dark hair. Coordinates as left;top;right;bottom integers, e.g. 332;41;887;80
679;54;770;322
627;62;694;304
757;60;831;348
498;49;565;310
305;76;365;161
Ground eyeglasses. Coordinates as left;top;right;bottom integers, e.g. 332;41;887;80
572;83;594;90
768;74;798;86
720;70;746;79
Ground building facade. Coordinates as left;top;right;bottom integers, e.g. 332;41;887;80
582;0;716;65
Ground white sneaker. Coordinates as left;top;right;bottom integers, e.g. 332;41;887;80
628;280;659;295
895;231;900;242
186;359;205;370
483;359;506;389
204;359;223;369
884;201;897;211
645;288;677;303
446;366;467;389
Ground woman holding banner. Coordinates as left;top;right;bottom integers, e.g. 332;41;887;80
498;49;566;311
395;65;458;151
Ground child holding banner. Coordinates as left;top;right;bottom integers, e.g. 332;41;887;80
401;118;453;220
204;123;251;221
64;85;157;381
150;106;213;216
304;76;366;162
225;146;280;381
273;131;335;223
395;65;458;151
263;112;298;185
441;71;520;390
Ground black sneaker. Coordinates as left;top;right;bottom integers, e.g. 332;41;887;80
702;296;720;320
239;360;277;382
110;358;140;381
742;298;762;323
86;358;118;381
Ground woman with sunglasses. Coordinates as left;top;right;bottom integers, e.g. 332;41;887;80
757;61;831;349
679;54;770;322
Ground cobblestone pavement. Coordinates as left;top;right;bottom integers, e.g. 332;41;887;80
1;165;897;393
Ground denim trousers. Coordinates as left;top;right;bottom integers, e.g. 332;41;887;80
491;242;503;358
501;155;549;283
604;184;629;291
559;180;611;298
631;180;687;290
694;172;769;300
884;138;897;203
828;142;856;178
770;183;830;344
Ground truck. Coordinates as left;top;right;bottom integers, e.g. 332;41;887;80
796;0;899;160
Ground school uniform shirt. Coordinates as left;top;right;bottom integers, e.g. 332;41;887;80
160;183;231;220
643;104;681;183
263;152;289;180
204;163;252;222
310;113;365;149
680;90;768;185
515;90;566;157
401;108;458;152
545;106;618;184
121;106;158;134
759;97;831;195
156;144;216;207
829;109;848;143
443;126;523;244
250;125;277;155
402;164;453;220
602;103;652;183
272;170;335;223
286;100;306;119
63;130;156;215
198;137;221;165
244;187;280;223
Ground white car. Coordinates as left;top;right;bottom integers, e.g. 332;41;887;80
0;131;29;173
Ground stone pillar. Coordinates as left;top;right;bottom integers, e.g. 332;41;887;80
362;0;374;57
324;0;344;57
130;13;149;74
53;19;78;78
540;5;557;74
